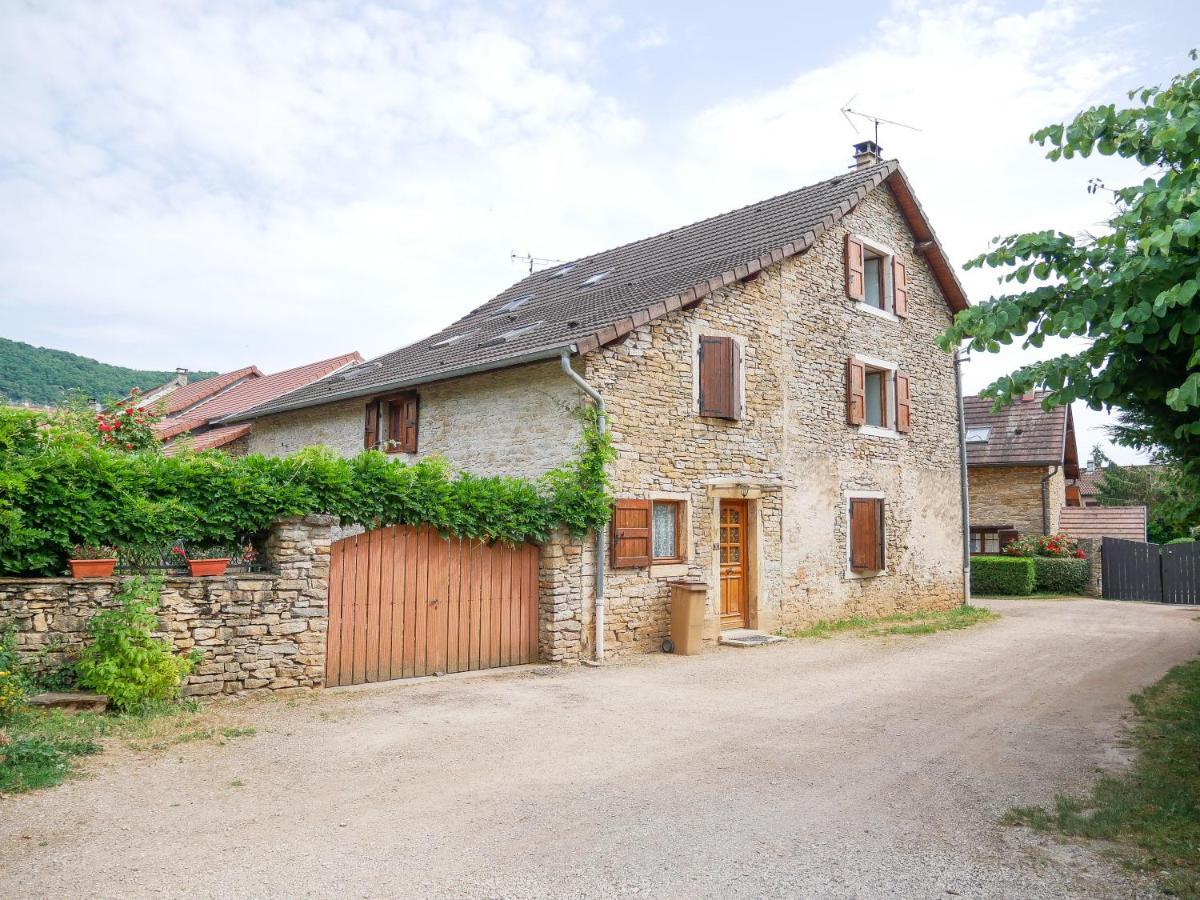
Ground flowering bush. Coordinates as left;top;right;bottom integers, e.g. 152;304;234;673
71;544;118;560
1004;532;1085;559
0;670;26;723
94;389;162;452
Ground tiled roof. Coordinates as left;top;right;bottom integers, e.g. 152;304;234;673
965;393;1070;467
1059;506;1148;542
162;423;252;456
1074;470;1102;497
158;366;261;415
228;160;969;422
158;353;361;444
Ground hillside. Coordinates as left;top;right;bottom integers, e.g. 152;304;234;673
0;337;216;406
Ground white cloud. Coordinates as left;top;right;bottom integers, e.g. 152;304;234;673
0;0;1167;463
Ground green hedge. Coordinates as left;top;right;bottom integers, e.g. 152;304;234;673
0;406;615;577
1033;557;1090;594
971;556;1036;595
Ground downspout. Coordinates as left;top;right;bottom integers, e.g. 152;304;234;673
954;351;971;605
1041;464;1060;535
560;349;607;663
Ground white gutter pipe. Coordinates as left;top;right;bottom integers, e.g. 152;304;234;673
560;348;607;663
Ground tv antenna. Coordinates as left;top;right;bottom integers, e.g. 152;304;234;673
840;96;922;146
510;251;565;274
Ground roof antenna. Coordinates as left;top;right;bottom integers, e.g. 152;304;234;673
510;251;565;274
840;96;922;147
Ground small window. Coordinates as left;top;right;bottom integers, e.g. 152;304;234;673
965;426;991;443
384;393;418;454
970;528;1018;555
849;497;885;573
864;368;888;428
651;500;685;563
863;253;885;310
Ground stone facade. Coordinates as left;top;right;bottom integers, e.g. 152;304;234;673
968;464;1066;539
0;516;333;696
248;360;583;480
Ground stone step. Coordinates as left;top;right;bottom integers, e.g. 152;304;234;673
27;692;109;713
719;629;787;649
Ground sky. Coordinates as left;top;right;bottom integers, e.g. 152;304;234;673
0;0;1193;464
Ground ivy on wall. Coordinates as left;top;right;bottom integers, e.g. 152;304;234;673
0;405;614;577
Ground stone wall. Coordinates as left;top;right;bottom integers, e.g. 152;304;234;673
247;360;583;480
968;465;1058;538
0;516;333;697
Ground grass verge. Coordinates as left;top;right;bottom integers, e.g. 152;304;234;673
782;604;997;639
0;702;257;794
1003;656;1200;898
973;592;1086;601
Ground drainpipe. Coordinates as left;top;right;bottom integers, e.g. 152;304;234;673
560;349;607;663
954;351;971;605
1041;464;1060;535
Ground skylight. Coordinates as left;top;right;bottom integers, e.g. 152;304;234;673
548;265;576;279
335;361;381;381
478;321;544;348
579;269;612;288
493;295;532;316
965;426;992;443
431;330;477;348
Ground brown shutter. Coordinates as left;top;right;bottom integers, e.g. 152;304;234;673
895;371;912;433
699;336;738;419
874;498;886;570
846;357;866;425
384;394;420;453
892;258;908;317
849;498;875;571
364;401;380;450
845;234;865;301
611;499;651;568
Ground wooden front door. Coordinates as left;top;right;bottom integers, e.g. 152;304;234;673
719;500;749;629
326;525;540;686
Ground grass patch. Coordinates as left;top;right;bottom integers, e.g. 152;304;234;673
974;592;1086;601
1003;656;1200;897
783;604;997;639
0;701;259;794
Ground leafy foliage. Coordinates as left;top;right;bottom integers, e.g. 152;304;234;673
1033;557;1090;594
1004;532;1086;559
0;335;214;406
970;556;1037;595
0;403;613;577
939;54;1200;468
93;388;163;452
1094;451;1199;542
74;577;197;712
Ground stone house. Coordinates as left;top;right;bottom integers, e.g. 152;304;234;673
228;142;971;666
964;391;1081;553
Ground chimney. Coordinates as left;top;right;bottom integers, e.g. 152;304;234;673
175;367;189;385
853;140;882;169
1021;389;1037;402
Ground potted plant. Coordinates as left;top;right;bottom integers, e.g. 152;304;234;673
183;544;232;577
69;544;119;578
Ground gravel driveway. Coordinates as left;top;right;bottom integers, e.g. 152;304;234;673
3;598;1199;899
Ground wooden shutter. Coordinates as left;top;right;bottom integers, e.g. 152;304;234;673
895;371;912;433
845;234;865;301
611;499;651;568
386;394;419;453
850;498;883;572
846;358;866;425
364;401;380;450
892;258;908;317
699;336;739;419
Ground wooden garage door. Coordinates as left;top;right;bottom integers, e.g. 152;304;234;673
326;526;540;686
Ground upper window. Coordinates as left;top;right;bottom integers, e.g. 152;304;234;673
364;394;419;453
965;426;992;443
697;335;742;420
849;497;885;573
847;357;911;433
845;234;908;317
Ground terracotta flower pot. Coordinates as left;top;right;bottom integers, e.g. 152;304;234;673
186;558;230;577
69;558;117;578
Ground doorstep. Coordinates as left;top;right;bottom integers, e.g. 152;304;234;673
719;629;787;648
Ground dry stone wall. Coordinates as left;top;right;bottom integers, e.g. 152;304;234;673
0;515;333;697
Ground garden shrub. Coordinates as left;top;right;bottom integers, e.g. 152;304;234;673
1165;537;1196;545
0;404;615;577
74;577;198;712
1033;557;1090;594
971;556;1036;595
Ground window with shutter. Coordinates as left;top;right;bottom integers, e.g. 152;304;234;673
846;358;866;425
849;497;885;572
892;258;909;317
364;401;380;450
651;500;686;563
384;393;419;454
895;371;912;433
845;234;865;301
611;499;651;568
698;335;741;420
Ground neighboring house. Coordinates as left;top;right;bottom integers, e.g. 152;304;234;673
1059;505;1148;543
153;354;361;455
229;143;970;656
1072;467;1102;506
964;392;1080;553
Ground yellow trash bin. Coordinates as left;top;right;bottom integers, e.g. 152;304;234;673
668;581;707;655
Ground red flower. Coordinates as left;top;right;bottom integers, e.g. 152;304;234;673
1075;549;1085;558
125;408;134;415
98;424;113;432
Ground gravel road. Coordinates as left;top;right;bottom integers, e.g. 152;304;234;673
3;597;1198;899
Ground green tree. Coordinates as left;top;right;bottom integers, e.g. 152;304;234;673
939;54;1200;466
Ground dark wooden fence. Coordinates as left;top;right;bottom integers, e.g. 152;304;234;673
1102;537;1199;604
